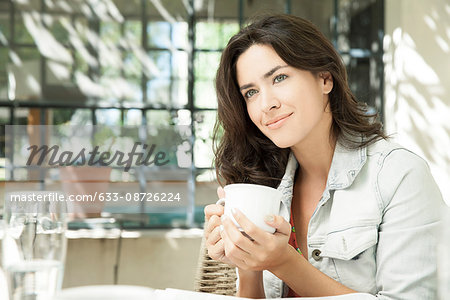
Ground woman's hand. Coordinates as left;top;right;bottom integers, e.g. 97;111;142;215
220;208;292;272
204;187;235;265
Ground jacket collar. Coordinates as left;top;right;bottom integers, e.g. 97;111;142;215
327;140;367;190
277;139;368;200
276;152;298;213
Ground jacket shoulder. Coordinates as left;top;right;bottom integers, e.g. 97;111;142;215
368;139;441;212
366;138;428;168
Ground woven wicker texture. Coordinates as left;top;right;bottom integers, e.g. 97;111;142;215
194;222;237;296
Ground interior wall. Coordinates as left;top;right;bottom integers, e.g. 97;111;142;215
63;230;203;290
384;0;450;205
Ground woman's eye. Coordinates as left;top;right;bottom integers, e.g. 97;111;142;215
245;89;258;98
274;74;287;83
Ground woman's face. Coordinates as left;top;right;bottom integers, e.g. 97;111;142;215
236;44;333;149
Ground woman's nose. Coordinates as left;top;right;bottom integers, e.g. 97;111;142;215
261;90;281;113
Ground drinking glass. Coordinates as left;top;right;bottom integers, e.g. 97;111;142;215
2;191;67;300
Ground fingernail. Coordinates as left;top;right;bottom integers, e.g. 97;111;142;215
231;208;238;215
221;214;227;222
219;225;224;232
264;215;274;223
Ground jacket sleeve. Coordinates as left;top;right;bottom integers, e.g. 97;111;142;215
374;149;445;299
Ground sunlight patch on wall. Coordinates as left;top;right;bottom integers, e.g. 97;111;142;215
384;1;450;204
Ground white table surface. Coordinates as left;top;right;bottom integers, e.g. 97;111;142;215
1;267;376;300
55;285;155;300
157;288;376;300
54;285;376;300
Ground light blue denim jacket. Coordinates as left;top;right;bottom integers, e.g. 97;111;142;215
260;138;444;299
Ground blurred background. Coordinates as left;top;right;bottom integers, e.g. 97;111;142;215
0;0;448;292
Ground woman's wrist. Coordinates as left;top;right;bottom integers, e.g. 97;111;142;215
237;269;264;298
268;244;299;275
268;246;356;297
238;268;262;280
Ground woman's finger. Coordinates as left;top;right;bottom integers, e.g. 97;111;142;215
265;215;291;236
205;215;221;238
209;240;238;267
221;215;254;253
206;224;222;246
207;239;225;261
230;208;267;242
220;225;249;267
217;186;225;199
204;204;224;221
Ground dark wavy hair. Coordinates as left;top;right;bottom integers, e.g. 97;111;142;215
213;14;386;188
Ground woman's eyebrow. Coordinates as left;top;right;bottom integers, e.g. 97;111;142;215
239;65;289;91
263;64;289;78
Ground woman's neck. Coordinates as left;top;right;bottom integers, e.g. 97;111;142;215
291;130;336;183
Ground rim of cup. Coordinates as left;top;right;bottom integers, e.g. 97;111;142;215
224;183;279;192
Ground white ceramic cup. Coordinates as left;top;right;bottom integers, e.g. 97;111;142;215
216;183;282;233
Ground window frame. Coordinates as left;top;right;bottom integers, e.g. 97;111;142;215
0;0;385;228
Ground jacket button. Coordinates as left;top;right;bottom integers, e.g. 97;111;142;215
312;249;322;261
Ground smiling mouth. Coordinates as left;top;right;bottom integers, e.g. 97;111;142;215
266;113;293;129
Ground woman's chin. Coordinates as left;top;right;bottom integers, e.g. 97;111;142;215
272;139;295;149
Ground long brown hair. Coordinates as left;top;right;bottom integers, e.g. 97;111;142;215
213;14;386;188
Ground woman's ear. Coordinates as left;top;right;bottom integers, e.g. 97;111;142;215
319;72;333;94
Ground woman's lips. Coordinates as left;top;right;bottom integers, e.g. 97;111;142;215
266;113;293;129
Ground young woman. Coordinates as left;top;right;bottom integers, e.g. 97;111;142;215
204;14;444;299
